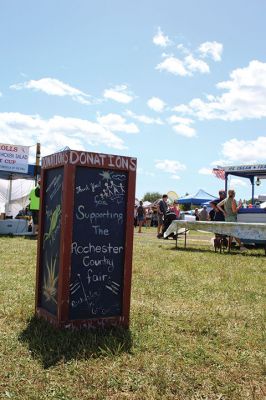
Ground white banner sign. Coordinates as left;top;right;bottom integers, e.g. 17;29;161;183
223;164;266;173
0;143;30;174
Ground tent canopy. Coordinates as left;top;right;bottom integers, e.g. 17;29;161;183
0;164;40;216
177;189;216;205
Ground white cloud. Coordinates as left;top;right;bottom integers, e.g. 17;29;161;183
103;84;134;104
229;178;248;188
153;27;172;47
155;159;186;174
96;113;139;134
167;114;196;137
0;112;126;154
125;110;163;125
156;54;210;77
137;167;155;177
198;168;213;175
173;60;266;121
10;77;93;105
185;54;210;74
176;43;190;55
156;56;189;76
171;175;181;180
147;97;166;113
172;104;192;114
172;124;196;138
221;137;266;163
198;41;223;62
167;115;194;125
155;38;222;77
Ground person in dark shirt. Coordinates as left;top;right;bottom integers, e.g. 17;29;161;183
194;208;200;221
157;194;168;238
209;190;227;248
209;190;226;221
136;201;146;233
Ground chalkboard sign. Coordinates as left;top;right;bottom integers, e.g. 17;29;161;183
69;167;127;319
39;167;63;316
36;149;136;329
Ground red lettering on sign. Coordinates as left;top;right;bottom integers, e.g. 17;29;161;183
0;145;18;152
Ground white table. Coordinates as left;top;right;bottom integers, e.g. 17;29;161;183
164;220;266;253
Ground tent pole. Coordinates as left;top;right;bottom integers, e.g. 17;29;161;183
225;173;228;194
35;142;41;183
5;177;13;217
251;177;255;204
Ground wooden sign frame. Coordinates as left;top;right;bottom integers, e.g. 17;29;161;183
35;150;136;329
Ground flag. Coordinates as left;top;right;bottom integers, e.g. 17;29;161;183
212;168;225;180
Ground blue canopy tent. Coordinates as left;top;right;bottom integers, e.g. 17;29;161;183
177;189;216;206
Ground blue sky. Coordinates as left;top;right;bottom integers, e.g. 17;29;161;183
1;0;266;201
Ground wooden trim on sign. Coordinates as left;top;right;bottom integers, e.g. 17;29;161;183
57;163;75;323
35;168;46;311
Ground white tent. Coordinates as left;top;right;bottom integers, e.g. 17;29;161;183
0;179;35;217
143;201;152;208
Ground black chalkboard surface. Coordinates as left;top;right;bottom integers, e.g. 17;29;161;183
40;167;63;316
69;167;127;319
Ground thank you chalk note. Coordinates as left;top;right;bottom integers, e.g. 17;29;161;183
69;167;127;319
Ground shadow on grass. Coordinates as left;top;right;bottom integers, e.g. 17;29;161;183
19;316;132;369
165;245;265;257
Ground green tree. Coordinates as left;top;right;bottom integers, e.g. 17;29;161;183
142;192;162;203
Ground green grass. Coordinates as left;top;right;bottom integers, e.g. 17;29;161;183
0;231;265;399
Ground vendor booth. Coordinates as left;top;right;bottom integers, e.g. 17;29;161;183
0;143;40;235
213;164;266;247
221;163;266;224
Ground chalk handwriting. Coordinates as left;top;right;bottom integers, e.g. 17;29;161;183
82;255;114;269
75;206;123;224
87;269;108;285
92;225;109;236
72;241;123;255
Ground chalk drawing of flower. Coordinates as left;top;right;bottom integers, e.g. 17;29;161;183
43;256;58;304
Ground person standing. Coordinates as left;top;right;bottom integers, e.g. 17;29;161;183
134;205;138;227
217;189;246;251
170;202;180;219
199;205;209;221
209;190;226;221
209;189;227;247
136;201;145;233
194;208;200;221
29;178;40;235
157;194;168;238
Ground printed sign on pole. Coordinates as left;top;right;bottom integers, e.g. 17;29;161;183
0;143;29;174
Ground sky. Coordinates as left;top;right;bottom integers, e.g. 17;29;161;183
1;0;266;201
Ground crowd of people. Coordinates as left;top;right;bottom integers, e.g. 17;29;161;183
135;189;248;251
135;194;180;236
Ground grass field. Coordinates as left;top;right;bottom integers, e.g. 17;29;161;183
0;230;265;399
